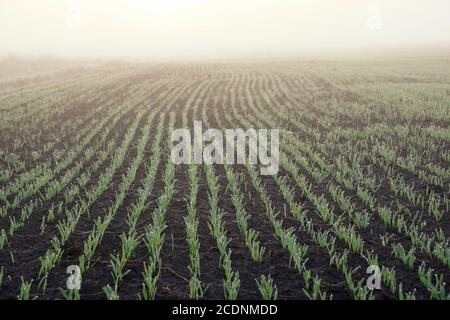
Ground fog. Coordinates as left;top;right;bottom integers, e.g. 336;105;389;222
1;0;450;60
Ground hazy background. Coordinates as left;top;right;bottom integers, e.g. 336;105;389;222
1;0;450;60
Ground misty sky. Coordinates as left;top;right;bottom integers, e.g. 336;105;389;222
1;0;450;59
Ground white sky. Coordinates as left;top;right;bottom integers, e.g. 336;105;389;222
1;0;449;59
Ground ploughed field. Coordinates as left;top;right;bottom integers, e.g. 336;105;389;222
0;59;449;300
